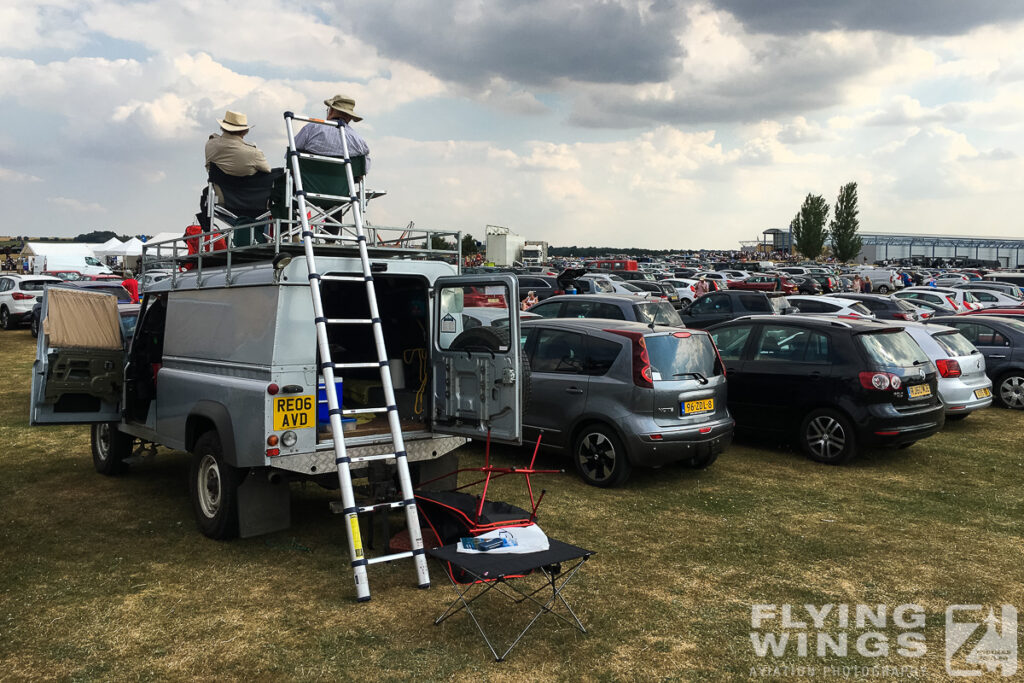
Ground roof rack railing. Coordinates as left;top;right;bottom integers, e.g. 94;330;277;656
141;218;462;289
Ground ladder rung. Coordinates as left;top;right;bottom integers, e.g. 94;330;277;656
332;362;381;369
350;453;397;464
343;407;388;415
320;275;366;282
324;318;374;325
358;500;408;514
367;551;414;565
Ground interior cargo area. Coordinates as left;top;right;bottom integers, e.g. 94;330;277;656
318;274;431;442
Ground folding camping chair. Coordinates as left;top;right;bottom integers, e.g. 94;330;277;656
202;164;282;248
417;433;595;662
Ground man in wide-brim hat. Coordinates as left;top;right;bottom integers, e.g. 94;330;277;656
293;94;371;172
205;110;270;181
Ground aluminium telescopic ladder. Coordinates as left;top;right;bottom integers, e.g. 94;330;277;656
283;111;430;601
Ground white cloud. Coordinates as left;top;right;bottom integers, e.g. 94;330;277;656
48;197;106;213
0;167;42;182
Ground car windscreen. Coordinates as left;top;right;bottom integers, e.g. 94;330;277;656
621;282;642;292
84;286;131;302
645;333;721;379
634;302;684;326
857;331;930;367
932;331;977;357
21;280;56;292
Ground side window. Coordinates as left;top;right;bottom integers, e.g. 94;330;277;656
802;331;832;363
974;291;995;302
0;278;10;292
740;295;771;313
795;300;822;313
952;323;979;345
585;336;622;376
820;302;840;313
529;302;563;319
753;325;815;362
976;326;1008;347
689;295;716;315
710;325;753;361
529;329;587;374
596;303;626;320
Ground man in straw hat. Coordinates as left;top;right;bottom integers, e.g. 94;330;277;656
293;95;371;172
204;110;271;203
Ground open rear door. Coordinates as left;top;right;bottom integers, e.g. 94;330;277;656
30;287;124;425
431;274;522;444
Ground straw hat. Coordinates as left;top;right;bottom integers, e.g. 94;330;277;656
324;94;362;122
218;110;251;132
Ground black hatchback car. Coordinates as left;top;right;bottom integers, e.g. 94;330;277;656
707;317;945;463
681;290;795;329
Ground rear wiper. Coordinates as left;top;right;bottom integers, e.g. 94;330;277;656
673;372;709;384
913;359;926;365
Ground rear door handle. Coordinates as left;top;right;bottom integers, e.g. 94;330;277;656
565;387;584;395
990;354;1007;359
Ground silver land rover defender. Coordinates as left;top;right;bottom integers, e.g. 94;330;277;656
30;233;523;541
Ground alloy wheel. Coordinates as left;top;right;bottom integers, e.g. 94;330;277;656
577;432;617;483
805;415;847;461
1000;376;1024;409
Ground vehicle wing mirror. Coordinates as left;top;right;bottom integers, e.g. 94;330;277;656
784;306;799;315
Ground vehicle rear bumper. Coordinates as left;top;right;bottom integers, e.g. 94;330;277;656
858;403;945;447
938;376;993;415
629;417;734;466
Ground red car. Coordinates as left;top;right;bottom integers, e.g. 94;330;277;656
729;273;798;295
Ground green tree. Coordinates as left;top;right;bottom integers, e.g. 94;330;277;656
461;233;479;254
829;182;863;263
790;193;830;260
430;235;454;251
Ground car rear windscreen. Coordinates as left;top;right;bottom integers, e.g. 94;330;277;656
933;331;977;357
645;333;721;379
849;302;873;316
21;280;55;292
894;299;918;312
634;302;684;327
857;331;930;367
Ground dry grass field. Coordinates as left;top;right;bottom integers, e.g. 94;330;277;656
1;327;1023;681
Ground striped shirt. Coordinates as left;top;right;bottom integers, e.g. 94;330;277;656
294;120;371;171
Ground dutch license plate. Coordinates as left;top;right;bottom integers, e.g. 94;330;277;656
683;398;715;414
974;387;992;399
273;395;315;430
907;384;931;399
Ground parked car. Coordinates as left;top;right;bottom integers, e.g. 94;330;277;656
889;322;992;420
681;290;794;329
516;268;586;302
527;293;684;327
521;318;733;486
41;270;88;281
928;315;1024;409
30;281;134;337
707;317;945;463
729;274;799;295
950;288;1021;309
955;281;1024;300
787;295;875;318
854;267;901;294
139;269;173;292
0;274;61;329
896;287;981;314
957;306;1024;318
463;307;541;329
791;276;823;295
806;274;841;294
833;293;923;321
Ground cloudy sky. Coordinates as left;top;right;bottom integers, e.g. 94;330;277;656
2;1;1024;249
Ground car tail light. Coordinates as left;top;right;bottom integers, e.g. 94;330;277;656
946;296;960;311
936;359;961;378
859;371;902;391
606;329;654;388
553;289;564;295
267;383;280;395
893;312;911;320
12;292;33;300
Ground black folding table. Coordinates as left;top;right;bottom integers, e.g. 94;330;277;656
428;539;594;662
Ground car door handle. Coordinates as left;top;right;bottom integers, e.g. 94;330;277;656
989;354;1007;359
565;387;584;395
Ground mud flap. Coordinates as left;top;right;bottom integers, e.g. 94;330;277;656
237;469;291;538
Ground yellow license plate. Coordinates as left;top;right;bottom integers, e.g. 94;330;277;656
907;384;931;399
974;387;992;399
273;395;316;430
683;398;715;414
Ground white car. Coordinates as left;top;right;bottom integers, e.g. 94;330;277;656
934;274;971;287
957;288;1022;309
896;287;982;313
894;321;992;420
787;295;875;319
0;274;61;329
139;269;173;292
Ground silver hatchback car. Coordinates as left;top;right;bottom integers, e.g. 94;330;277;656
891;321;993;420
521;318;734;487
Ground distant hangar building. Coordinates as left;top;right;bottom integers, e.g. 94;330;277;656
855;233;1024;268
